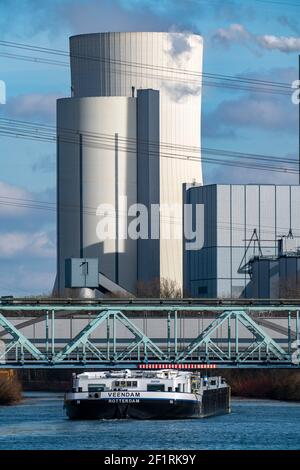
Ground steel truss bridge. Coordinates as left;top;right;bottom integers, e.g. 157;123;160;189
0;298;300;369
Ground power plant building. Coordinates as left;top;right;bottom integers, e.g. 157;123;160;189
183;184;300;298
250;252;300;299
56;32;203;296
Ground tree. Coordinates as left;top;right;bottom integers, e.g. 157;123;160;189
136;278;182;298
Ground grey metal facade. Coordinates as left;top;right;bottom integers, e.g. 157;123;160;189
183;184;300;298
251;255;300;298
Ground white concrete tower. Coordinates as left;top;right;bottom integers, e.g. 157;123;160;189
57;32;203;295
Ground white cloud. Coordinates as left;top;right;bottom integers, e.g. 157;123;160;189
258;35;300;53
0;231;55;258
213;23;251;47
58;0;208;35
32;154;56;173
162;82;201;102
0;265;55;296
204;160;298;186
213;23;300;53
0;0;64;38
203;93;297;136
0;181;31;217
238;66;297;84
0;180;56;235
167;28;192;60
15;265;55;293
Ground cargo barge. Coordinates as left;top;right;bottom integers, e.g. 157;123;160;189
64;369;231;420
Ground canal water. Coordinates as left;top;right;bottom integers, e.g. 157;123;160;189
0;393;299;450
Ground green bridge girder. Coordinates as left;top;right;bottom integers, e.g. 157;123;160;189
0;302;299;368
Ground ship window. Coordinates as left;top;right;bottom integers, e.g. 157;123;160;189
210;380;216;386
88;384;106;392
115;381;120;387
125;381;137;387
168;387;172;392
147;384;165;392
121;381;126;386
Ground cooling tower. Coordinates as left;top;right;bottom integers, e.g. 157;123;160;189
57;32;203;295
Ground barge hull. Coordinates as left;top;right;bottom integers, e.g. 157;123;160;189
65;387;230;420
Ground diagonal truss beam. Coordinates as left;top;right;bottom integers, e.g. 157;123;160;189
115;339;143;361
52;310;167;363
85;340;107;360
0;313;45;360
115;311;167;361
179;310;288;362
178;311;232;360
52;310;111;362
238;339;265;362
237;311;287;360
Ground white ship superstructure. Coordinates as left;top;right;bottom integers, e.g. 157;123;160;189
64;369;230;419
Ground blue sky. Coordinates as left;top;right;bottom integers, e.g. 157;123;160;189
0;0;300;295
